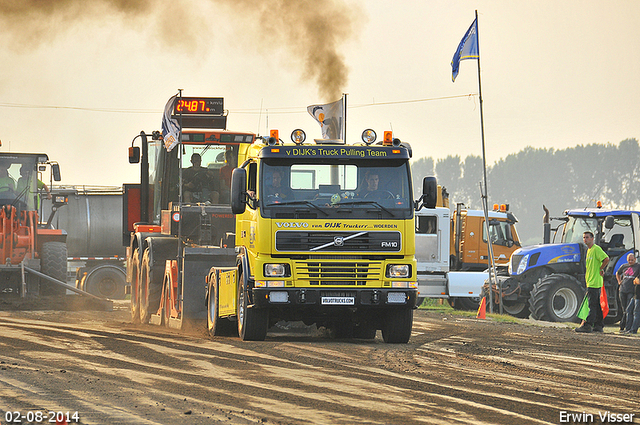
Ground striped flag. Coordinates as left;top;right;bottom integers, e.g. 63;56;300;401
162;94;181;152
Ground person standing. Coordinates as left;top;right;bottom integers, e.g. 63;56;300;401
576;231;609;333
616;253;640;332
623;276;640;334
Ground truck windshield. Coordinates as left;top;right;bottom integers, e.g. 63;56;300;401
0;157;39;210
483;220;519;247
260;159;413;219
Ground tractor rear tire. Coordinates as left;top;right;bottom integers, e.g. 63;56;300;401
139;249;162;324
40;242;68;297
528;273;583;322
130;248;141;324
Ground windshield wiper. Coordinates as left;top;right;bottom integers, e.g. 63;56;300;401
264;200;329;216
337;200;395;217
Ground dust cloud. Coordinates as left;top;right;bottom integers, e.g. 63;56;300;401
0;0;361;101
216;0;362;101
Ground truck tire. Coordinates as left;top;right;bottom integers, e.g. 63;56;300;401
237;270;268;341
84;265;126;299
139;249;162;324
207;272;237;337
528;274;583;322
381;308;413;343
40;242;68;297
130;248;141;324
501;301;530;318
448;297;481;311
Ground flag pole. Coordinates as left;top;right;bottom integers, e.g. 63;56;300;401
474;10;499;314
342;93;347;143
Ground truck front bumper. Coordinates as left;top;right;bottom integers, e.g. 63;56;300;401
252;288;418;309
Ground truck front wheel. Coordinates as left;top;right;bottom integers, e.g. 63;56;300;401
381;308;413;343
237;270;268;341
529;274;583;322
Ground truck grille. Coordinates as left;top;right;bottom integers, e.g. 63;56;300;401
295;261;383;285
275;231;401;252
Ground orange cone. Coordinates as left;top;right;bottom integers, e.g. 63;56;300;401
476;296;486;319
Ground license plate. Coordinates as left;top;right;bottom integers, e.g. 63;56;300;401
321;296;355;305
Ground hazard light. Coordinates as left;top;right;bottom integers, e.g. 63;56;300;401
383;131;393;146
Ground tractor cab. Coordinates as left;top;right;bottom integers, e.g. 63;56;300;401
0;153;60;212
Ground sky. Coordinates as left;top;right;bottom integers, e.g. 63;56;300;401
0;0;639;188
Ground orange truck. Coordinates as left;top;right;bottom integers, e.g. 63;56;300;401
415;187;521;309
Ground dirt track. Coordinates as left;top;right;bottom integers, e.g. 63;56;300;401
0;301;639;425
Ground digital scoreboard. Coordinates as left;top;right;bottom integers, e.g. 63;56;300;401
173;97;223;115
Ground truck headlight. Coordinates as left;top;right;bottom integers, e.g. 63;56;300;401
264;264;286;277
387;264;410;278
516;254;529;275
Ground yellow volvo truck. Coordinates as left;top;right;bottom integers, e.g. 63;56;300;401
126;97;436;343
208;129;437;342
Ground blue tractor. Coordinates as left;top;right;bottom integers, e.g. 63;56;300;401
487;207;640;322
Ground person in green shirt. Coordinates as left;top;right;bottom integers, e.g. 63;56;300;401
16;165;51;210
576;231;610;333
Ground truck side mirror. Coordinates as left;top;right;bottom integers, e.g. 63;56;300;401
129;146;141;164
231;167;247;214
52;163;61;181
422;176;437;209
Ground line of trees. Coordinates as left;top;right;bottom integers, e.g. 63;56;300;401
411;138;640;245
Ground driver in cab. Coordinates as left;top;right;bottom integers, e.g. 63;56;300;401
183;153;219;203
358;170;391;199
263;169;293;201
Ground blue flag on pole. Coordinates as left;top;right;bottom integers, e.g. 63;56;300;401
162;94;181;152
451;17;479;82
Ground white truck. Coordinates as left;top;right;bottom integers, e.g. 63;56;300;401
415;202;521;310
